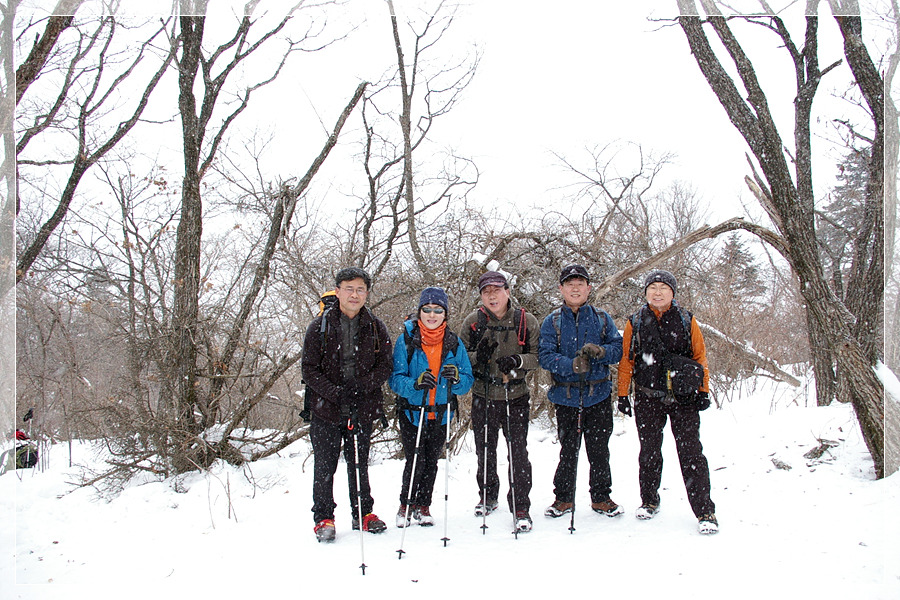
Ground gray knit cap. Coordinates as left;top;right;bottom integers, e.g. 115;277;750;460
644;269;677;296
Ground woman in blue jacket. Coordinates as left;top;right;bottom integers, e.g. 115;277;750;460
389;287;474;527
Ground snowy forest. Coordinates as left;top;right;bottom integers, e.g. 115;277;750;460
3;0;899;568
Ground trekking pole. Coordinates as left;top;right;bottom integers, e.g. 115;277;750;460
347;408;367;575
397;392;428;560
480;375;490;535
503;377;519;539
569;375;587;534
441;385;454;547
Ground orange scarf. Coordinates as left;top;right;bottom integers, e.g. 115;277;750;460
419;321;446;418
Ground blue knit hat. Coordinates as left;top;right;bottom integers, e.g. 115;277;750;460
419;287;449;313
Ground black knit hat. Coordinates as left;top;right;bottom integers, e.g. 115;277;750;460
644;269;677;296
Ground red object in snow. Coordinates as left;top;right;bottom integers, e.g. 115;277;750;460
15;429;29;441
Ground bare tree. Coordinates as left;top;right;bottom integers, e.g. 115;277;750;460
368;0;478;282
168;0;355;470
14;11;178;293
675;0;886;476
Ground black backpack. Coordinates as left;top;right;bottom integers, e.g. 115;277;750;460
16;444;38;469
629;304;703;396
628;304;693;362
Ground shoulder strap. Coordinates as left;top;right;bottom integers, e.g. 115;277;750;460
404;320;419;364
628;309;641;361
319;305;335;346
468;306;489;349
590;306;607;339
675;305;693;350
551;307;562;349
514;307;528;352
441;327;460;362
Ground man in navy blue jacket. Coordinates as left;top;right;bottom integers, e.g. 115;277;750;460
539;264;624;519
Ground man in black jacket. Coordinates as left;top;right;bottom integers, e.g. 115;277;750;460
301;267;392;542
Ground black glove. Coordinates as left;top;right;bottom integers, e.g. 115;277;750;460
696;391;711;411
414;370;437;390
440;364;460;385
578;343;606;359
495;354;522;374
617;396;632;417
475;337;498;367
340;381;362;417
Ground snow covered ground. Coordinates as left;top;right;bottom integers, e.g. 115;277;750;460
2;377;898;599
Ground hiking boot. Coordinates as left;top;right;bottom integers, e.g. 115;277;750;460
352;513;387;533
544;500;574;518
413;505;435;527
515;509;533;533
591;498;625;517
396;504;412;528
474;499;499;517
635;502;660;520
698;513;719;535
314;519;335;543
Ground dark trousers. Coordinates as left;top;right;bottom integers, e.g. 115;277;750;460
471;393;532;512
552;399;614;503
310;415;374;523
634;395;715;517
398;410;446;507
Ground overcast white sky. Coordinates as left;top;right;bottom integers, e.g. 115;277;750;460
260;0;864;225
20;0;876;225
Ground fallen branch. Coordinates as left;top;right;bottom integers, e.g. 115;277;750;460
699;323;801;387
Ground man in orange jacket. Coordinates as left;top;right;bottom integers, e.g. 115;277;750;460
617;269;718;535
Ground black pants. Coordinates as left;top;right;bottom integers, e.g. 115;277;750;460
634;395;715;517
310;415;374;523
552;399;614;504
471;393;532;512
398;410;447;507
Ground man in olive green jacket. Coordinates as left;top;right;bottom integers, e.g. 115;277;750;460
460;271;540;532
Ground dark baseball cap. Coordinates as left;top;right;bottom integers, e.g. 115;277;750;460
559;264;590;284
478;271;508;292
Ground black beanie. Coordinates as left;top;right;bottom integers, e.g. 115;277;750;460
644;270;677;296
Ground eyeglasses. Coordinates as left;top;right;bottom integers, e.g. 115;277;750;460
339;286;368;296
421;307;445;314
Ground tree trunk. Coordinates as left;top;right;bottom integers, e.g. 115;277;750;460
171;13;207;471
676;3;885;476
806;309;837;406
387;0;432;280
